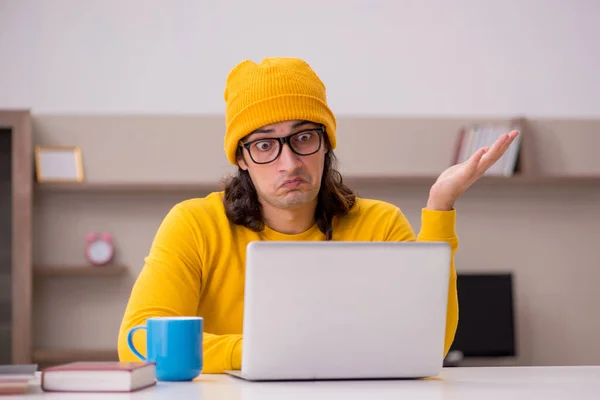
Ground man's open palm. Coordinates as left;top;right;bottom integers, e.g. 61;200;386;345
427;130;520;210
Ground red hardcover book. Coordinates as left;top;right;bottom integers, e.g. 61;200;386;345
41;362;156;393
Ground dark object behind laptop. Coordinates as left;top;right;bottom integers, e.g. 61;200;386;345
447;273;516;363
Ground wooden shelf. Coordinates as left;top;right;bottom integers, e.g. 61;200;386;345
33;348;118;364
344;174;600;187
33;174;600;193
33;264;128;277
35;181;220;193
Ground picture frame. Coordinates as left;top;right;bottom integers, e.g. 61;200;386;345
34;145;85;183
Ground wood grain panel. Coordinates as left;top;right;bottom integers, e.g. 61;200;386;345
0;110;33;364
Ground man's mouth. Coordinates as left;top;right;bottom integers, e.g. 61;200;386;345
281;177;304;188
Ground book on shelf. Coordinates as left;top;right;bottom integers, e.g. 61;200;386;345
41;361;156;393
453;120;523;177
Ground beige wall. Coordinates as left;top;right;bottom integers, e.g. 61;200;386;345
31;115;600;367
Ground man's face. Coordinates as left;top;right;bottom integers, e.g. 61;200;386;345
237;120;327;210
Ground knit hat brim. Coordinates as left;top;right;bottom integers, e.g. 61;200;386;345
224;93;337;165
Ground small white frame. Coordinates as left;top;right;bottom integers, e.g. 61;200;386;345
35;145;84;183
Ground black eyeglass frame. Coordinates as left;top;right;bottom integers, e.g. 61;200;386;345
239;126;325;165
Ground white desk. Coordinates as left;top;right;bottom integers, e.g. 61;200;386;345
13;366;600;399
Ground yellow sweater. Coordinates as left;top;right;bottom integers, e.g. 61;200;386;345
117;191;459;374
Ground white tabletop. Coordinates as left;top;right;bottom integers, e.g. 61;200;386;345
12;366;600;399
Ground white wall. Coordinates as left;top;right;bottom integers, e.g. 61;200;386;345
1;0;599;117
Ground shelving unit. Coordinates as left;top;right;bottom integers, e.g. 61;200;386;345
32;173;600;194
24;114;600;368
32;348;118;369
33;264;128;277
30;263;129;366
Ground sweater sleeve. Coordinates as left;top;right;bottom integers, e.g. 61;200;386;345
117;203;243;373
384;207;459;358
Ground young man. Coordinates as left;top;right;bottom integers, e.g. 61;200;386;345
117;57;518;373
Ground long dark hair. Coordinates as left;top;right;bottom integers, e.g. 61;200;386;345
221;137;356;240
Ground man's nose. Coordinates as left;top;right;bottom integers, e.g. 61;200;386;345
277;143;302;171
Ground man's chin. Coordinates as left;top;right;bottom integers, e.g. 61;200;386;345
276;190;316;208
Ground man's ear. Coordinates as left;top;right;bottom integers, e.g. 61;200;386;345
237;152;249;171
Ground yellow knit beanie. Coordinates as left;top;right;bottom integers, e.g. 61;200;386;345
223;57;337;165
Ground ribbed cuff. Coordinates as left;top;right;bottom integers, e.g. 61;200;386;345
419;208;457;240
230;337;243;370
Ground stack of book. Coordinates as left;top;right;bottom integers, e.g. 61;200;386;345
453;121;523;177
0;364;37;395
0;361;157;394
41;361;156;393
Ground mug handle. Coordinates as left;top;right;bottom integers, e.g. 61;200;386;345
126;325;147;361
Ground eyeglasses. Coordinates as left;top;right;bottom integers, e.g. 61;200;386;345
239;127;324;164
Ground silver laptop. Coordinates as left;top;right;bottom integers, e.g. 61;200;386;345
225;241;451;381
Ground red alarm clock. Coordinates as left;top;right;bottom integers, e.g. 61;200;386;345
85;232;114;265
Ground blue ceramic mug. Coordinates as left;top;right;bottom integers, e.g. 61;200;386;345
127;316;203;381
